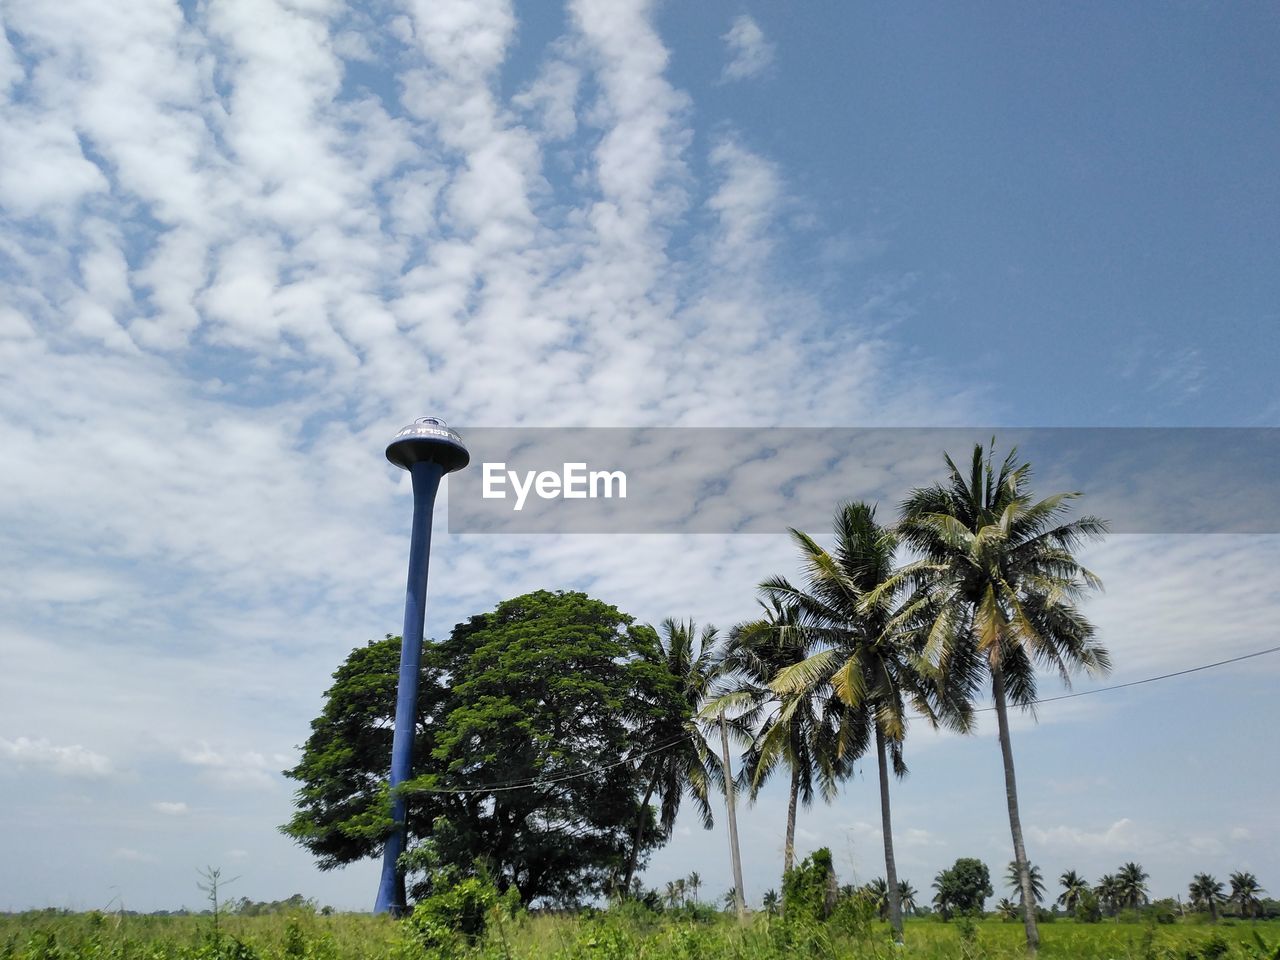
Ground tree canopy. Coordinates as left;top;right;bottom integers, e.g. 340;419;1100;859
283;590;688;905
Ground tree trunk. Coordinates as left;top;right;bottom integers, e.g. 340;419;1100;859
719;713;747;921
992;662;1040;953
876;725;905;943
784;764;799;876
621;772;658;893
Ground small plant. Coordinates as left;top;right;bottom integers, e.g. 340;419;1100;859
1201;932;1231;960
196;865;239;958
408;870;502;958
282;917;307;960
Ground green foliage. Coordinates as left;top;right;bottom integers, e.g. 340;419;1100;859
932;858;993;920
285;591;689;906
407;871;502;958
1201;931;1232;959
1005;861;1046;905
2;910;1280;960
281;636;414;869
1075;889;1104;923
782;848;836;924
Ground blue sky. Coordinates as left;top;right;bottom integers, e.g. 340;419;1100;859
0;0;1276;912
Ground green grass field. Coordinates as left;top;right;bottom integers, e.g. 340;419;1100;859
3;910;1279;960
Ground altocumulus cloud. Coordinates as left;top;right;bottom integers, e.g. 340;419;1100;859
721;15;774;82
0;737;113;778
0;0;1275;912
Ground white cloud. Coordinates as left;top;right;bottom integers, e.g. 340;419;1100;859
113;848;159;863
152;801;190;815
0;737;113;778
707;137;783;268
0;0;1269;915
1027;817;1138;853
179;744;288;791
721;15;773;83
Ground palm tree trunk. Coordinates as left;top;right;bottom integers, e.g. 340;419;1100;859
622;772;658;893
784;764;799;876
875;724;904;943
718;712;747;921
992;661;1040;953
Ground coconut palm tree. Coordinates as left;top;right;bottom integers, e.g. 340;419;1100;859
1057;870;1090;913
1230;871;1264;920
899;880;918;916
998;897;1019;921
865;877;891;921
764;501;975;943
1118;862;1149;910
713;600;852;876
1190;874;1227;921
664;881;680;910
893;443;1111;951
762;888;780;916
1095;874;1123;918
687;871;702;905
1006;861;1045;905
621;618;723;892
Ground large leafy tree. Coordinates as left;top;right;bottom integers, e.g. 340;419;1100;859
619;618;722;892
284;590;684;906
894;444;1111;952
933;858;993;919
282;636;442;874
765;502;973;943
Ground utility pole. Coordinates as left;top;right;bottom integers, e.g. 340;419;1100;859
718;711;747;920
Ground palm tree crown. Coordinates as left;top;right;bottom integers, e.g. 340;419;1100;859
1006;861;1045;904
1190;873;1227;921
893;443;1111;951
1230;871;1264;920
620;619;723;891
1117;862;1149;910
714;599;851;874
898;880;918;916
1095;874;1123;917
1057;870;1090;912
763;501;974;942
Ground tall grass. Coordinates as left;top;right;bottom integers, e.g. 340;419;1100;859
2;909;1278;960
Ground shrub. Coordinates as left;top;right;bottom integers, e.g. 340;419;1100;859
1201;932;1231;960
408;873;502;958
1075;890;1103;923
782;848;836;924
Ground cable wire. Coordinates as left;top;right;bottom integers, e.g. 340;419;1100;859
402;644;1280;795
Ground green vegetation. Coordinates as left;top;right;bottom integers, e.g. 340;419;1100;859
3;908;1280;960
284;591;690;904
266;441;1272;956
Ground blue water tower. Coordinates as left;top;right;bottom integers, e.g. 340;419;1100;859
375;418;469;915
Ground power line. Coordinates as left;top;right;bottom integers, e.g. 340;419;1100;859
406;730;695;795
970;644;1280;712
402;644;1280;795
